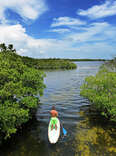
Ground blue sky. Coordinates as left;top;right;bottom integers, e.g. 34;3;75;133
0;0;116;59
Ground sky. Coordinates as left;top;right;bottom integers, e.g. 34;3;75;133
0;0;116;59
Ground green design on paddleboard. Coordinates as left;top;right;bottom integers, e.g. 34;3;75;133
50;117;58;129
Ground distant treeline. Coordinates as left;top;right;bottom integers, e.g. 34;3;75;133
26;58;106;62
64;58;106;61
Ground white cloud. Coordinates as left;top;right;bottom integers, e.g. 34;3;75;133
67;22;116;42
77;1;116;19
51;17;86;27
0;24;43;57
0;22;116;59
50;28;70;33
0;0;47;23
71;42;116;59
0;24;72;58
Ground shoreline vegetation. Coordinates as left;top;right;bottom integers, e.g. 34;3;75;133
21;57;77;70
0;43;46;144
81;58;116;123
0;43;77;144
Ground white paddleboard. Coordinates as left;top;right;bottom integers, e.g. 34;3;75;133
48;117;60;144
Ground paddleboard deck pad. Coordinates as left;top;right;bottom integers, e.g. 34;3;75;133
48;117;60;144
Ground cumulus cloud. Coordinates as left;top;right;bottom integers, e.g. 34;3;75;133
0;24;44;57
50;28;70;33
67;22;116;42
77;1;116;19
0;24;72;58
51;17;86;27
72;42;116;59
0;21;116;59
0;0;47;23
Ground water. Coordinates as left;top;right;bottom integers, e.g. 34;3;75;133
1;61;116;156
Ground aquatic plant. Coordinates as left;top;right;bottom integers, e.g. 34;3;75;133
75;111;116;156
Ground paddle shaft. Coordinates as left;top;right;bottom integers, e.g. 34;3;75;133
60;120;67;136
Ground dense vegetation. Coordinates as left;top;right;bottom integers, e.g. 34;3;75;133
0;43;46;143
21;57;77;69
80;58;116;122
20;57;106;69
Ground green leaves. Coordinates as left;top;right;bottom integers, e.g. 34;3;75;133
0;45;46;141
21;57;77;70
81;62;116;121
21;96;38;109
0;43;16;53
0;101;29;138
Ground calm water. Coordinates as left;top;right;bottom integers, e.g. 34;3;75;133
1;61;116;156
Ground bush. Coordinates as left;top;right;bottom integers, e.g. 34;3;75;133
21;57;77;70
0;47;45;141
80;61;116;122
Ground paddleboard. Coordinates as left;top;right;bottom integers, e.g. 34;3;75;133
48;117;60;144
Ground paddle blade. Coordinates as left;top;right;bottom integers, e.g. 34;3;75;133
63;128;67;135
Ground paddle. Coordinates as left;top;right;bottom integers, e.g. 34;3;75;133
60;121;67;136
62;127;67;136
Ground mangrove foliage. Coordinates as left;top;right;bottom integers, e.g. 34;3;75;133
80;58;116;122
21;57;77;70
0;43;46;143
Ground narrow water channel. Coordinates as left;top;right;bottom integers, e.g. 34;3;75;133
1;61;116;156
